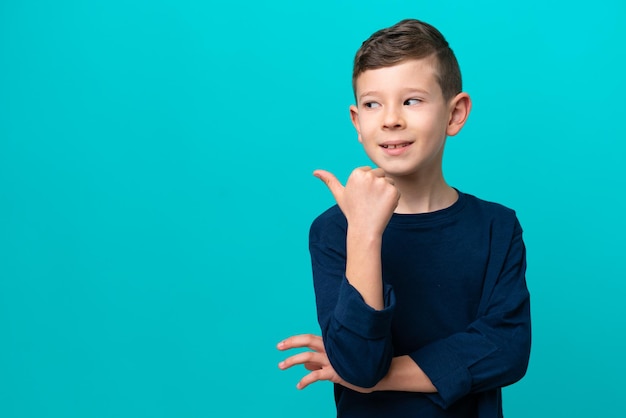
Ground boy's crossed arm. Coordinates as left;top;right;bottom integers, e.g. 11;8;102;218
278;167;436;393
277;334;436;393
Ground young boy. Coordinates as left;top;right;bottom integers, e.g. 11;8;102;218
278;18;530;418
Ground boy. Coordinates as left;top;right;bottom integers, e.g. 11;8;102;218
278;18;530;418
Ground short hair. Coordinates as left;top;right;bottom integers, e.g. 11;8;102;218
352;19;462;101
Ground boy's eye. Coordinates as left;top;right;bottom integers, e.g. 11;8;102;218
404;98;421;105
364;102;381;109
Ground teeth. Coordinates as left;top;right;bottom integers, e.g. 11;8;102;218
383;143;409;149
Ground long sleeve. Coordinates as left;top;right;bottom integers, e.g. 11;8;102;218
308;192;531;417
309;205;396;388
410;216;531;409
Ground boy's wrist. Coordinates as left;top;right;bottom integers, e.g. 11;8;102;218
346;225;384;244
345;225;385;310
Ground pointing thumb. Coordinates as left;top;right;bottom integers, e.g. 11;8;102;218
313;169;344;202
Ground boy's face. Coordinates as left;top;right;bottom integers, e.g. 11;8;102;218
350;58;468;180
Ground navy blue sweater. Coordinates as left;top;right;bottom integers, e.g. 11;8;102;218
309;191;531;418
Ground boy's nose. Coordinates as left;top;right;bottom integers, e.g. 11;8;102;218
382;106;405;129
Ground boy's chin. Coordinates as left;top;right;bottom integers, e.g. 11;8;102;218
378;164;440;180
369;159;413;174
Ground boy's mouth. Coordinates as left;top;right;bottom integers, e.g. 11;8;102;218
381;142;412;149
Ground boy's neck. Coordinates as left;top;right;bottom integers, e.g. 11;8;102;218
392;174;458;215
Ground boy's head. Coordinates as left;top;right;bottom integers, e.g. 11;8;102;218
352;19;462;102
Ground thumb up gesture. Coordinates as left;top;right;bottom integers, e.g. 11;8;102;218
314;167;400;236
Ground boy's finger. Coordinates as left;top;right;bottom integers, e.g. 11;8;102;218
278;351;326;371
297;369;328;390
277;334;324;351
313;169;344;202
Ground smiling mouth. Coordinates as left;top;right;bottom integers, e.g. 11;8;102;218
381;143;411;149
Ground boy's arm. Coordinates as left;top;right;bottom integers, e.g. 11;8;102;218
308;167;399;388
278;334;383;393
278;336;436;393
399;217;530;408
372;355;437;392
314;168;399;310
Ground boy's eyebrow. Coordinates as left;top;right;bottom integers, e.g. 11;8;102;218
358;88;431;101
358;91;379;99
356;91;377;102
403;87;430;95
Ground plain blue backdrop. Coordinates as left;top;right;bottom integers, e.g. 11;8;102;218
1;1;625;416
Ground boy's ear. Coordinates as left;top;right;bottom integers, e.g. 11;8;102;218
349;104;363;143
446;92;472;136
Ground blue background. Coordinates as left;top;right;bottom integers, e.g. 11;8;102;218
1;1;625;416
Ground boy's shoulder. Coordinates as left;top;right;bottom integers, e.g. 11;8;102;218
460;191;522;232
461;191;516;216
310;205;346;241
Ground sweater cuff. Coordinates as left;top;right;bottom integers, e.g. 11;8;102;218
333;277;395;339
410;340;472;408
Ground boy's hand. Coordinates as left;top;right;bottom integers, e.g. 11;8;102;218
277;334;373;393
314;167;399;236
